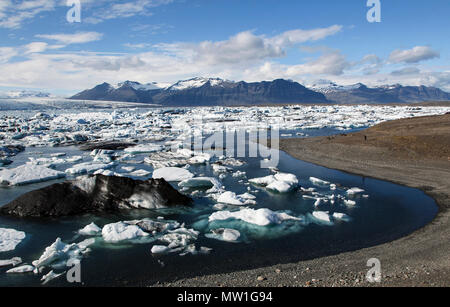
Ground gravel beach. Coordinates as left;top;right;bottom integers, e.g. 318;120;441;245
160;113;450;287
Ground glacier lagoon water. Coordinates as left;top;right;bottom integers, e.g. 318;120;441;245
0;118;438;286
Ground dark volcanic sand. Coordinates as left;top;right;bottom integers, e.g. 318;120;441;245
160;113;450;287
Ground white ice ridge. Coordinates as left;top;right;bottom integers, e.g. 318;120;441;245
209;208;301;226
65;162;116;175
0;165;65;186
0;228;26;252
249;173;298;193
152;167;194;182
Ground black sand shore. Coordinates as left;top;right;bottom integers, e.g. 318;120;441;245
160;113;450;287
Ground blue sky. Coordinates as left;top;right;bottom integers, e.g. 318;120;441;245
0;0;449;95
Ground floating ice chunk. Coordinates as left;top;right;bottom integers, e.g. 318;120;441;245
151;245;171;255
65;162;115;175
152;167;194;182
330;184;337;190
188;153;211;164
124;144;164;154
0;257;22;267
0;165;65;186
212;164;231;173
274;173;298;186
41;270;64;285
78;222;101;236
332;212;351;221
309;177;330;186
249;173;298;193
312;211;332;224
101;222;149;243
344;199;356;206
346;187;365;195
232;170;246;178
0;228;26;252
159;228;199;249
206;228;241;242
6;264;35;274
179;177;222;191
209;208;300;226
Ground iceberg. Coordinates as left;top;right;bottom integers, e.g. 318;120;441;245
6;264;35;274
78;222;102;236
206;228;241;242
179;177;222;191
0;228;26;252
32;237;94;269
0;257;22;267
312;211;333;224
249;172;298;193
217;191;256;206
309;177;331;186
0;165;65;186
209;208;300;226
101;222;149;243
152;167;194;182
346;187;365;195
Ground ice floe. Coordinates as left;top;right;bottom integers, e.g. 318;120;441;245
249;172;298;193
209;208;300;226
0;165;65;186
101;222;149;243
152;167;194;182
78;222;102;236
0;228;26;252
217;191;256;206
205;228;241;242
6;264;35;274
0;257;22;267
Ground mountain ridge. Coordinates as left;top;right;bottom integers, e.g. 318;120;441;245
69;77;450;106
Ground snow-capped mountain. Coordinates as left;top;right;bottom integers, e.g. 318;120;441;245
166;77;232;91
115;80;165;91
308;80;450;104
70;78;329;106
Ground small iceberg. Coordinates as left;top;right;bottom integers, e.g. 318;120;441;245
152;167;194;182
78;222;102;236
309;177;330;186
209;208;300;226
249;173;298;193
101;222;149;243
0;228;26;252
205;228;241;242
217;191;256;206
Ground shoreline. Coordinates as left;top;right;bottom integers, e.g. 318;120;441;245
160;114;450;287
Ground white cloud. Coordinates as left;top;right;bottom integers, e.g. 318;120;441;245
35;32;103;45
0;0;56;29
84;0;174;24
156;25;343;66
389;46;440;64
24;42;49;54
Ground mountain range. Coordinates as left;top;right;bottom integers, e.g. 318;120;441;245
69;77;450;106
